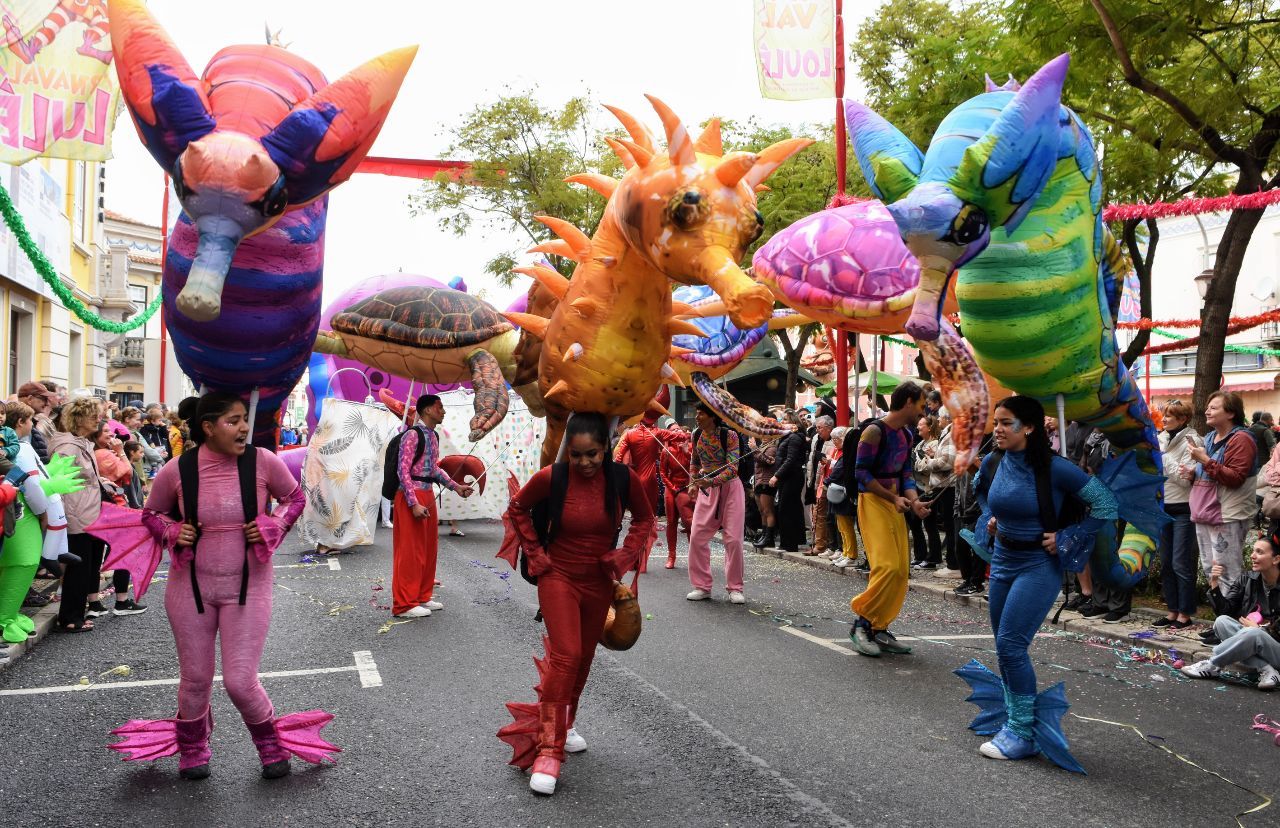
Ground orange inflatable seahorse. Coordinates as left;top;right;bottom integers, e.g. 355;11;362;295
506;96;811;464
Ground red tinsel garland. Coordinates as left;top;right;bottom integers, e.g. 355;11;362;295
1103;189;1280;222
1118;308;1280;331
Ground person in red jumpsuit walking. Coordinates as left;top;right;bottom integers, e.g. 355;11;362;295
657;424;693;568
613;414;662;571
496;412;655;796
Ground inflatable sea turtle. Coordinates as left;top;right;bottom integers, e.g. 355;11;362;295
751;199;987;473
313;286;542;441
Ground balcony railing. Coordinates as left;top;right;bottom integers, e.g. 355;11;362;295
107;337;146;368
1262;315;1280;342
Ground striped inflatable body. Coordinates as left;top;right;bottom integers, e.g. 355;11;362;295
165;198;326;446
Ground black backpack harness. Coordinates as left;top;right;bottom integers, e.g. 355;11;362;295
175;446;259;613
522;461;630;585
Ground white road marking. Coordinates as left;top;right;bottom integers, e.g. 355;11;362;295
327;557;342;571
353;650;382;688
780;628;1052;654
779;626;852;654
0;651;383;697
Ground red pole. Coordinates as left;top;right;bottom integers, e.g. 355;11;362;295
159;173;169;402
833;0;846;196
832;1;849;426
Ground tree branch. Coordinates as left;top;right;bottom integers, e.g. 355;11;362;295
1087;0;1249;168
1077;107;1220;162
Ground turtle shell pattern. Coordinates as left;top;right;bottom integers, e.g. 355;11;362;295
331;286;513;350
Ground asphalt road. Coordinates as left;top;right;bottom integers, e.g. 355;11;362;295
1;520;1276;828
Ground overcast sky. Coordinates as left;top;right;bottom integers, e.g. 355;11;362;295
103;0;881;312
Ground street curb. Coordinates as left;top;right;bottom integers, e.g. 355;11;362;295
0;574;111;675
749;544;1214;663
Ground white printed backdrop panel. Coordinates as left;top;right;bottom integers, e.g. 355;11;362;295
434;389;546;521
299;399;401;549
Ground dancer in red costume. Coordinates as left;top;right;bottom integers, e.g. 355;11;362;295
657;424;693;568
497;413;655;796
614;416;662;571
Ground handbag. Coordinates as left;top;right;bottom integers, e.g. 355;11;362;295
601;579;641;651
1262;486;1280;520
826;482;847;504
1189;478;1222;525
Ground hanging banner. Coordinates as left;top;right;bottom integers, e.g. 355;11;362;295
1118;269;1141;324
754;0;836;101
0;0;121;163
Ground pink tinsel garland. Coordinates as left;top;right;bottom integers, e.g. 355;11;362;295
1103;189;1280;222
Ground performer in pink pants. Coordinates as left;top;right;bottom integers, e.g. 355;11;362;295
104;393;339;781
685;404;747;604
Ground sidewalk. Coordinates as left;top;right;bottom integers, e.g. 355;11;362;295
750;543;1216;663
0;572;109;674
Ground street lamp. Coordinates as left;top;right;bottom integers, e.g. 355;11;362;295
1195;268;1215;299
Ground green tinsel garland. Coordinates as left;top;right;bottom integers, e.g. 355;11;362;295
0;180;163;334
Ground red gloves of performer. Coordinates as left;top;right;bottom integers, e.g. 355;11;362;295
599;547;633;582
525;548;553;578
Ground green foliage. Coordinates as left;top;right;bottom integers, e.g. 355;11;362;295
409;88;622;286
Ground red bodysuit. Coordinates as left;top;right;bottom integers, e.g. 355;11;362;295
496;462;654;775
614;425;661;511
657;429;693;559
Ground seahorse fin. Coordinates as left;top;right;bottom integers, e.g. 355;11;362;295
570;297;601;318
715;152;757;188
533;215;592;260
545;380;571;401
615;138;653;168
512;266;569;301
669;345;695;358
694;118;723;157
561;343;584;363
602;105;656;153
744;138;814;189
503;312;548;340
661;362;684;387
645;94;695;166
604;137;637;170
528;240;581;263
565;173;618;199
671;301;696;317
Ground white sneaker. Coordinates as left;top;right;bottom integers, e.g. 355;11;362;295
686;589;711;601
422;600;443;611
395;606;431;618
529;772;557;794
824;550;841;560
1258;665;1280;690
833;556;852;568
564;727;587;753
1180;659;1220;679
381;521;393;529
728;591;745;605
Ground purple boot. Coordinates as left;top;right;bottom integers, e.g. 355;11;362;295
246;712;292;779
175;707;212;780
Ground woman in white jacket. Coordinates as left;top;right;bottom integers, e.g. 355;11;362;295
1155;400;1202;629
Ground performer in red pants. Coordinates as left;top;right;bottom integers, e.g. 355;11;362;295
497;413;655;796
393;394;473;618
658;424;693;568
613;415;662;571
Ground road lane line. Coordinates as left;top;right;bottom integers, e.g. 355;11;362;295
0;661;380;697
780;626;853;654
353;650;382;688
327;558;342;571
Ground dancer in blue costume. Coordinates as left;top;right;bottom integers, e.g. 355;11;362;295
958;396;1118;773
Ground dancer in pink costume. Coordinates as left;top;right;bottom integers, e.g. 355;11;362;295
104;392;338;780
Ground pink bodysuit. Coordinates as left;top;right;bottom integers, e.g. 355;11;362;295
142;447;304;724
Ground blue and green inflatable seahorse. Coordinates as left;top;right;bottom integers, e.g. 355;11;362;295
846;54;1165;586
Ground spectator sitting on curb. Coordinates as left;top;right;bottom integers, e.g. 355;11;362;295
1181;527;1280;690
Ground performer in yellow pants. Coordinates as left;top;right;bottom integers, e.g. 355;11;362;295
850;493;910;629
847;383;929;657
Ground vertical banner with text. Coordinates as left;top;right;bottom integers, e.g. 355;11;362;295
754;0;836;101
0;0;120;163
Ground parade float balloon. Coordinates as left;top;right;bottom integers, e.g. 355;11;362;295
109;0;415;448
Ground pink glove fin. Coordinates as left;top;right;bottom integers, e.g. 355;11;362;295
108;718;178;762
274;710;342;764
